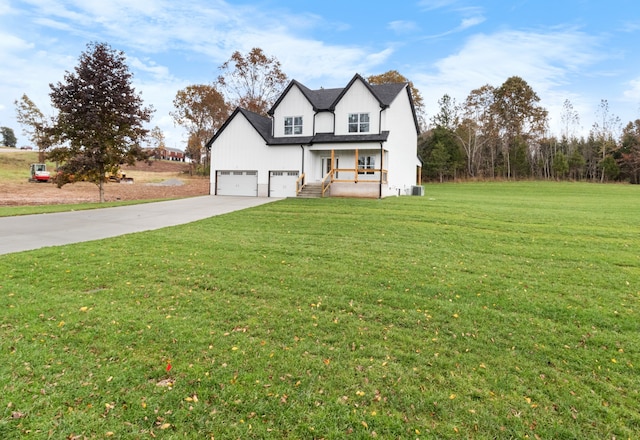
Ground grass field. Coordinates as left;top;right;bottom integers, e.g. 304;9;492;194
1;182;639;438
0;149;54;181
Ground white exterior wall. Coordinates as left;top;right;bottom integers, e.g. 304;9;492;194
314;111;333;133
271;86;314;137
210;77;419;199
333;80;381;136
210;114;302;196
380;87;419;196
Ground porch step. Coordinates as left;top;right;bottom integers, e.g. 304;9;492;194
297;183;324;198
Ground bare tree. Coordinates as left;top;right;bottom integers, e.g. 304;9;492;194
217;48;288;116
560;99;580;141
591;99;621;182
456;85;498;178
148;126;166;157
14;94;52;162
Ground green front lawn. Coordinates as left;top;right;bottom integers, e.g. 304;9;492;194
1;182;639;438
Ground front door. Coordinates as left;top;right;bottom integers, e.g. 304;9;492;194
321;157;338;180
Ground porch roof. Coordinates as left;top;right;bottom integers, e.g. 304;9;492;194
267;131;389;146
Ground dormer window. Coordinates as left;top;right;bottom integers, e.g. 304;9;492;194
348;113;370;133
284;116;303;135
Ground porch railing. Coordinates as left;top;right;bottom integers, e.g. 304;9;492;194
322;168;388;197
321;170;333;197
295;173;305;196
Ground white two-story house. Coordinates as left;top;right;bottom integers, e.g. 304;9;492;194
206;73;422;198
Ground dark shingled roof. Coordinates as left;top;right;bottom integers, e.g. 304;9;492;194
207;74;416;149
269;73;408;114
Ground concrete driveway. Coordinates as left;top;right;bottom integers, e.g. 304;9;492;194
0;196;279;255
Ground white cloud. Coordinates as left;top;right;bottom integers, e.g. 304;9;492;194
388;20;420;34
0;0;14;15
129;57;173;82
2;0;402;146
410;28;603;134
418;0;458;11
623;78;640;101
0;32;33;52
459;15;485;30
419;29;599;93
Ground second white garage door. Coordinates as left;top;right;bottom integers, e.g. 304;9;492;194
269;171;299;198
216;170;258;196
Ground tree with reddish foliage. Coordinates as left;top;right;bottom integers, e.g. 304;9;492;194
217;48;288;116
172;84;230;173
48;42;153;202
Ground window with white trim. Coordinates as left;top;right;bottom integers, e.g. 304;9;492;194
358;156;375;174
348;113;370;133
284;116;303;135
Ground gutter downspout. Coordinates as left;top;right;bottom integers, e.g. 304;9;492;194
378;105;386;199
379;106;385;200
379;141;384;199
300;144;305;185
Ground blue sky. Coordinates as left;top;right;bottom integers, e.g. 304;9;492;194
2;0;639;148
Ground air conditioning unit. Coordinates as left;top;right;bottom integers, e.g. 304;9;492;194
411;185;424;196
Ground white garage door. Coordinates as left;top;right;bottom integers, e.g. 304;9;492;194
269;171;299;198
216;170;258;196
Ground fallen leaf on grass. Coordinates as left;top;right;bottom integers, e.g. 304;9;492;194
11;411;25;419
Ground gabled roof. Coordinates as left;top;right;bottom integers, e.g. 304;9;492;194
329;73;404;111
205;105;390;149
208;74;419;149
205;107;315;149
205;107;274;150
268;73;410;115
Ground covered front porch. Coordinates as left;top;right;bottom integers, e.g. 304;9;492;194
296;147;388;198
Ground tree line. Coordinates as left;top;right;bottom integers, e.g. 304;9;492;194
420;77;640;184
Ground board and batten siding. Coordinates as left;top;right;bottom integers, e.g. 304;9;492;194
210;113;302;196
381;86;420;197
314;111;334;134
271;85;315;138
333;80;381;136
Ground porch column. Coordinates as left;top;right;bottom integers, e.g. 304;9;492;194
355;148;359;183
330;149;335;182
